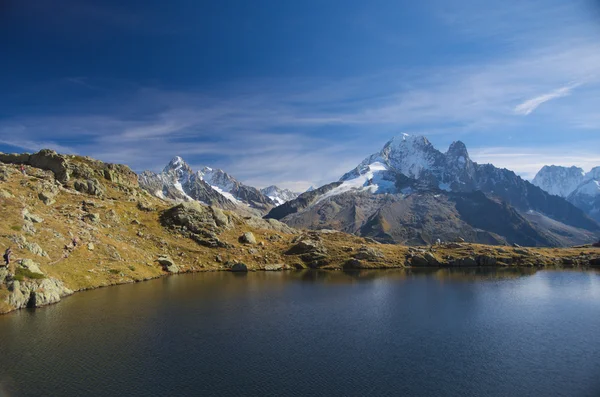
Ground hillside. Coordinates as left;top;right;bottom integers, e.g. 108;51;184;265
0;150;599;315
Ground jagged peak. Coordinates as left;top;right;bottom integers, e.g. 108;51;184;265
163;156;192;173
446;140;470;162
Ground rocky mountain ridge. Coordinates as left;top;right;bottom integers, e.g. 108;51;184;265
267;134;600;246
139;156;274;214
532;165;600;222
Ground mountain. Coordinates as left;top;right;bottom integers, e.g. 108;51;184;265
532;166;600;222
266;134;600;246
532;166;586;197
139;157;274;213
260;185;299;206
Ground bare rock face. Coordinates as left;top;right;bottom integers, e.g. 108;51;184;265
160;202;217;233
103;163;139;188
6;277;73;309
74;179;106;197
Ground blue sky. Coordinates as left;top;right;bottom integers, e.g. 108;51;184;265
1;0;600;190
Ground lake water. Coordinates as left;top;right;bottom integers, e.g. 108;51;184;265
1;268;600;397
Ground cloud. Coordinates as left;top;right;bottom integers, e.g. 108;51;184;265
470;145;600;180
514;83;582;115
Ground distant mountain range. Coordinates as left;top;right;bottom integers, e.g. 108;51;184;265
266;134;600;247
139;156;297;215
532;165;600;222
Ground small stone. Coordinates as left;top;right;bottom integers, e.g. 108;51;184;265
87;242;95;251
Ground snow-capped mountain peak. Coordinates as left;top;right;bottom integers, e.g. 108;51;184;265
260;185;299;206
532;165;586;198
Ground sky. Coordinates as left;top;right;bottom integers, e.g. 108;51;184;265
1;0;600;191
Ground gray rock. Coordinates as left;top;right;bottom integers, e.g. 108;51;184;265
239;232;257;245
158;255;180;273
231;263;248;272
19;259;44;275
210;206;230;228
87;242;95;251
74;178;105;196
25;242;48;257
22;209;43;223
353;246;384;262
264;264;284;271
38;191;56;205
7;277;72;309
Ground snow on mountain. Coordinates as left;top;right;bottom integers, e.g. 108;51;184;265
260;185;299;206
532;165;600;221
139;157;274;211
531;165;586;198
336;134;476;198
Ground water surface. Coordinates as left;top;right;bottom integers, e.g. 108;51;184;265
1;268;600;396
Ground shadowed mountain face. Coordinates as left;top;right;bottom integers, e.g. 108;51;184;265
267;135;600;246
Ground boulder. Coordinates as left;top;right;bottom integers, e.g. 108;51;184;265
231;263;248;272
87;242;95;251
264;264;284;271
410;255;430;267
74;178;105;196
157;255;180;273
239;232;257;245
22;209;43;223
160;202;216;232
103;163;139;187
19;259;44;275
38;191;56;205
210;206;230;228
343;259;364;270
353;246;384;262
28;149;70;183
137;200;156;212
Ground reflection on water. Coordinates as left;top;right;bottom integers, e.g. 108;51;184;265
292;266;539;284
1;268;600;397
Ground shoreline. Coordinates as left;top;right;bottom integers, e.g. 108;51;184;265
3;262;599;316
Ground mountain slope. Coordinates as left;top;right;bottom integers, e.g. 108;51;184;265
267;134;600;246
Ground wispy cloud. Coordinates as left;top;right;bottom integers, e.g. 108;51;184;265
514;82;582;115
470;145;600;179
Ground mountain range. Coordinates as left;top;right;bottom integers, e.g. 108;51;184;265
266;134;600;247
139;157;297;215
532;165;600;222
